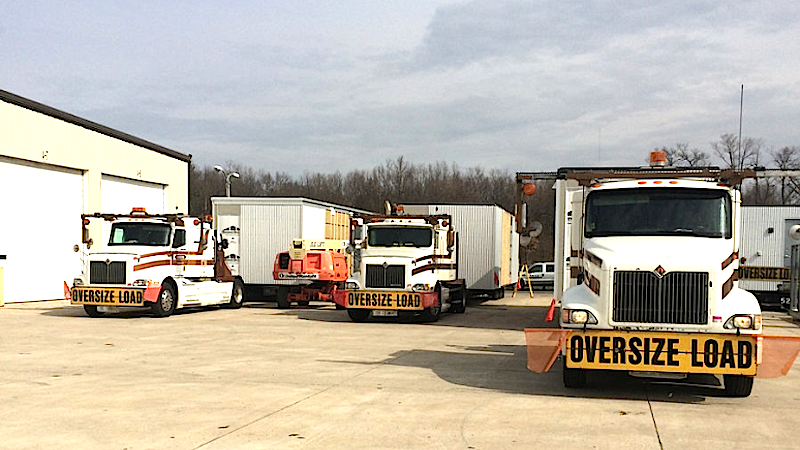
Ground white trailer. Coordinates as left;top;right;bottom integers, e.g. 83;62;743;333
211;197;372;303
739;205;800;307
398;203;519;298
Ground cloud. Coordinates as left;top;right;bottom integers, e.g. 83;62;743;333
2;1;800;176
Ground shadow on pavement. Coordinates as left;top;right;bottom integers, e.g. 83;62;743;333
371;344;729;404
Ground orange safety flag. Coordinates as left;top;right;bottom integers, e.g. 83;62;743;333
524;328;572;373
143;282;161;302
545;299;556;322
63;281;71;301
756;335;800;378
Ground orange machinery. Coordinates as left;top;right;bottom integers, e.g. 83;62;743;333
272;239;349;306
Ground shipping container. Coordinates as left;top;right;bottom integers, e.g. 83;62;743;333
739;205;800;307
211;197;372;300
398;203;519;296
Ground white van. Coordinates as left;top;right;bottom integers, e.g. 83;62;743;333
521;262;555;290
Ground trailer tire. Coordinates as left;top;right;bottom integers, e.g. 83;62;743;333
347;309;370;322
151;282;177;318
493;288;505;299
227;279;245;309
83;305;104;318
451;285;467;314
563;359;586;388
276;286;290;309
723;374;753;397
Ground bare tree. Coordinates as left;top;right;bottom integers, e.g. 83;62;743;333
772;146;800;204
711;133;762;171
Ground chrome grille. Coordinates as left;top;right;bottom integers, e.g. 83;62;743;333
613;271;708;324
90;261;126;284
365;264;405;288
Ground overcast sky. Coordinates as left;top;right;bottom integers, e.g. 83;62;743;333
2;1;799;176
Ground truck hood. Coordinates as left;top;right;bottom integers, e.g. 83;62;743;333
585;236;734;273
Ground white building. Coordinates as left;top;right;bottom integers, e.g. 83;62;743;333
0;89;190;303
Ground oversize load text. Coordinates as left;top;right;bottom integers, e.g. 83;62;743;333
566;332;756;375
347;291;422;310
71;288;144;306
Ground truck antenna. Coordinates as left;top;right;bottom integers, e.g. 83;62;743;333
738;84;744;162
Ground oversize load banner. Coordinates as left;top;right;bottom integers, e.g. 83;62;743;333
70;287;145;306
566;330;757;375
346;290;423;310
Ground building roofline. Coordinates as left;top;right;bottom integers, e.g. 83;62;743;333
0;89;191;163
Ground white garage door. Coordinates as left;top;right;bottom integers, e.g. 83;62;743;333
101;174;166;215
0;158;83;303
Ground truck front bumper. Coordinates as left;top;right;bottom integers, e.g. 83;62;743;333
524;328;800;378
333;290;437;310
70;286;147;307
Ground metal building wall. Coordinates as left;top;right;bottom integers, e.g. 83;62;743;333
0;90;189;302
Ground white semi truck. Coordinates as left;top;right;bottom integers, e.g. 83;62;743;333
69;208;243;317
524;155;795;397
333;210;467;322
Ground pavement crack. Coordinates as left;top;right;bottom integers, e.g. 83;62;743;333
644;383;664;450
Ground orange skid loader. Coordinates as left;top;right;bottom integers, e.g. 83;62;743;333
272;239;349;308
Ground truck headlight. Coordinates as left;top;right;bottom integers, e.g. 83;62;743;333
132;279;152;287
412;283;431;292
724;314;761;330
72;278;85;286
345;281;360;290
561;309;598;325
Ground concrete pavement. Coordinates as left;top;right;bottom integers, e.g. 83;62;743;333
1;291;799;450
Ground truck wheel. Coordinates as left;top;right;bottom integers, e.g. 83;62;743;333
347;309;370;322
420;285;442;322
151;282;177;318
563;359;586;388
493;288;505;299
723;375;753;397
451;286;467;314
83;305;104;318
276;286;290;309
227;279;244;309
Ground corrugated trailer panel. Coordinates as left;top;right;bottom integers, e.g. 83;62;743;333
739;206;800;294
241;203;304;284
212;197;372;288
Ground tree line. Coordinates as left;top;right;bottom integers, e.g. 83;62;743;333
189;156;517;216
654;133;800;204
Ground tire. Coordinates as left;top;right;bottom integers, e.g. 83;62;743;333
347;309;370;322
83;305;104;318
563;359;586;388
724;374;754;397
493;288;505;299
276;286;290;309
227;279;244;309
451;286;467;314
419;285;442;322
151;282;177;318
298;301;310;307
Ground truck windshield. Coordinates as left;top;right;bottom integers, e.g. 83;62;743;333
368;227;433;247
108;223;172;246
584;188;731;238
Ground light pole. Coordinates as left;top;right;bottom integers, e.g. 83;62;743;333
214;165;240;197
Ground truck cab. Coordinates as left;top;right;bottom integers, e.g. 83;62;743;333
554;163;762;396
333;214;466;322
70;209;242;317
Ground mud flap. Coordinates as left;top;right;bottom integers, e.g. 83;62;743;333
524;328;572;373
